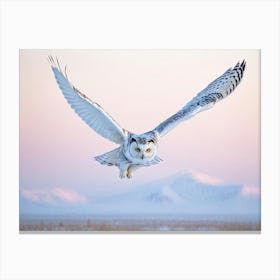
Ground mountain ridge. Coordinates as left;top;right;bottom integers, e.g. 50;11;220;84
20;171;260;219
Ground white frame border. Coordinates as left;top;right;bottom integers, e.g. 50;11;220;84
1;1;279;280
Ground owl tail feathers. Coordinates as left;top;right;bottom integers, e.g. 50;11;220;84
94;147;121;166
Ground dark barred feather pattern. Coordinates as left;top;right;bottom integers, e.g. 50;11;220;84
195;60;246;105
154;60;246;137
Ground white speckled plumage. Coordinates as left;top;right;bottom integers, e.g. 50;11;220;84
49;56;246;178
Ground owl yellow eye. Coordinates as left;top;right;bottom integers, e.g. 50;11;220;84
135;147;141;153
145;148;151;153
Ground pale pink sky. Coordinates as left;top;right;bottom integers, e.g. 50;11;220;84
20;50;260;196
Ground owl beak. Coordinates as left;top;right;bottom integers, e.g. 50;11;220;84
141;154;145;160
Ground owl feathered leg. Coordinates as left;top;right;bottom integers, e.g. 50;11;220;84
95;148;131;178
119;164;140;179
119;163;130;179
127;164;140;179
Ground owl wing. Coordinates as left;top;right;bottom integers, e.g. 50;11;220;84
49;56;128;144
153;60;246;138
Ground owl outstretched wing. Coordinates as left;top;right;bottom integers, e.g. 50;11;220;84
49;56;128;144
153;60;246;138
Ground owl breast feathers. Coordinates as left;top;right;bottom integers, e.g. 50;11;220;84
49;56;246;178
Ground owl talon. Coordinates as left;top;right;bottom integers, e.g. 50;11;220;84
119;170;128;179
127;172;133;179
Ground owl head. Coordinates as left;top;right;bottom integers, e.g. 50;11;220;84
125;131;158;163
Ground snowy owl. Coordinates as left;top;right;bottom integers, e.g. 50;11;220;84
49;56;246;179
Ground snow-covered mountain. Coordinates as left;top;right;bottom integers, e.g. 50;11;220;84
20;171;260;220
145;175;240;204
90;172;260;218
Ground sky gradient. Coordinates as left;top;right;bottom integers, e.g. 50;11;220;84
20;50;260;202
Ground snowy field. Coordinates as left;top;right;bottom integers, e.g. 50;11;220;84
20;215;260;232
